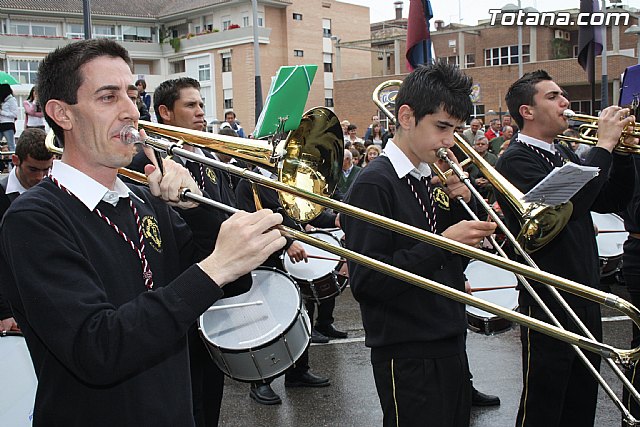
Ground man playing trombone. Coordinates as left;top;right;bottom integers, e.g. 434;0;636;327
343;62;496;426
495;70;636;427
0;39;286;426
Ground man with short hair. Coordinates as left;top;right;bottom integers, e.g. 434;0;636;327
489;125;514;155
224;110;245;138
126;84;150;121
336;148;361;201
484;118;502;140
496;69;635;427
462;118;485;145
0;38;285;426
0;127;53;334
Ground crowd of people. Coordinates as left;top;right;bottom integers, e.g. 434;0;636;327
0;37;639;427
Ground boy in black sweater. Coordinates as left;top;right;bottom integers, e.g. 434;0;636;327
343;62;496;426
0;39;285;426
495;70;636;427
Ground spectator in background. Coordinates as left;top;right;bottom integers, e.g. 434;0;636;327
564;128;591;162
341;120;351;138
135;78;151;110
489;125;514;156
462;118;485;146
485;118;502;141
381;122;395;149
345;124;365;149
127;85;151;121
224;111;245;138
362;145;381;167
336;148;361;201
0;84;18;152
501;114;512;129
467;136;498;202
366;123;384;147
23;87;46;130
364;115;386;141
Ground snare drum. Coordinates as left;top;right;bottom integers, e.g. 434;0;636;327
591;212;628;277
465;260;519;335
198;267;311;382
0;332;37;426
283;230;347;303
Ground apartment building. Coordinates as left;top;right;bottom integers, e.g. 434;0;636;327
0;0;371;133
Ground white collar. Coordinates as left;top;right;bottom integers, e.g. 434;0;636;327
50;160;140;210
382;140;432;180
6;167;28;195
518;133;556;154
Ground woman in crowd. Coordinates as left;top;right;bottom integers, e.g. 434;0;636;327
362;144;381;167
0;84;18;151
23;87;46;130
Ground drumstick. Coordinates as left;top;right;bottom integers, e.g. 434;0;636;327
470;285;517;292
305;254;343;262
595;230;627;234
206;301;263;311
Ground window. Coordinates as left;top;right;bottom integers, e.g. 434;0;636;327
199;64;211;82
325;89;334;108
293;13;303;21
570;100;600;115
294;50;304;57
221;53;232;72
444;56;459;66
9;22;56;37
224;89;233;109
243;16;250;27
222;17;231;30
170;60;186;73
484;45;530;66
323;53;333;72
94;25;117;39
195;25;201;34
322;19;331;38
258;14;264;27
122;26;152;42
465;54;475;68
470;105;485;122
8;60;40;85
67;23;84;39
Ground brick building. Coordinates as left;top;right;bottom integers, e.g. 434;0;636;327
335;5;640;134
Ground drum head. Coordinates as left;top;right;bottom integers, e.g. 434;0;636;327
283;231;341;281
199;268;301;351
591;212;627;258
0;333;37;426
465;260;519;321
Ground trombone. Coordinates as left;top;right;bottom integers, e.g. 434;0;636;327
372;79;640;424
47;107;640;424
557;109;640;154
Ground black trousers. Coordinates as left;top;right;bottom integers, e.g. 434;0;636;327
622;250;640;424
189;327;224;427
372;353;471;427
305;297;335;328
516;304;602;427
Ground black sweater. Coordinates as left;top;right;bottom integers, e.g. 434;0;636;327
0;179;224;426
343;156;472;361
495;140;634;308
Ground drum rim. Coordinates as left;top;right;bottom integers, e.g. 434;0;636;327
282;230;342;279
197;266;307;353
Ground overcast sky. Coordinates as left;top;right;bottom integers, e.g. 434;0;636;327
345;0;634;26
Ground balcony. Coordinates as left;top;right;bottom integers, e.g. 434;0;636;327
162;26;272;56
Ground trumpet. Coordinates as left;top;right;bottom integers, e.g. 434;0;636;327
557;109;640;154
46;107;640;425
373;79;640;424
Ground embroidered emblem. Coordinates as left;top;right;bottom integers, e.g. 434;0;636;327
206;168;217;184
142;216;162;253
433;187;450;210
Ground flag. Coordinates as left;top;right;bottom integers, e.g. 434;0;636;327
406;0;433;71
577;0;603;84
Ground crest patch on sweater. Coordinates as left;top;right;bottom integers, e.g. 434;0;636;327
433;187;450;210
142;216;162;252
206;168;217;184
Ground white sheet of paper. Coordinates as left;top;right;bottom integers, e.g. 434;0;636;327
521;162;600;206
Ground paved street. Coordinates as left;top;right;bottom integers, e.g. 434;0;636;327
218;282;633;427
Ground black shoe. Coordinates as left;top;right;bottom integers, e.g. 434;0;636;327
311;329;329;344
314;324;348;339
249;383;282;405
285;371;330;388
471;387;500;407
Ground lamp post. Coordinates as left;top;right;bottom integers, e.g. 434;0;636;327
626;25;640;65
331;36;342;80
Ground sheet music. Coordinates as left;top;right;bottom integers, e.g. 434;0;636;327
521;162;600;206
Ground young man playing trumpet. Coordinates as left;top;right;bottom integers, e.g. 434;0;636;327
495;70;636;427
343;62;496;426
